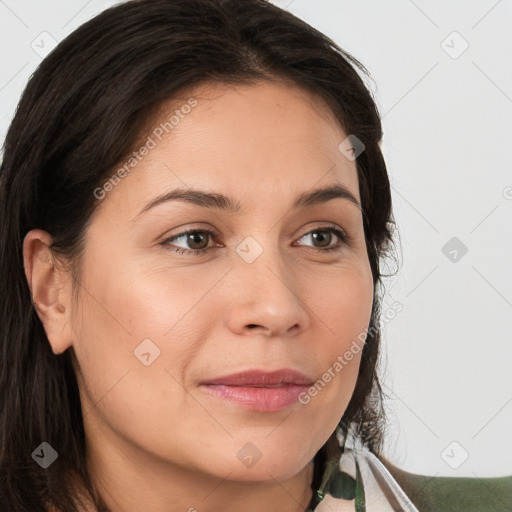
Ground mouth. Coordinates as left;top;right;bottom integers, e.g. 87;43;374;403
199;369;314;412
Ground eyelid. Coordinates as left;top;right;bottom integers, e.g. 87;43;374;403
295;222;349;241
161;222;350;255
162;226;220;250
162;223;220;242
294;224;351;251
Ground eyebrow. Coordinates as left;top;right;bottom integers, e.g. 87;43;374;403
136;183;361;218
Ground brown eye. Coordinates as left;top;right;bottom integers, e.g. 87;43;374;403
162;228;218;255
182;231;210;250
310;230;333;248
295;226;349;252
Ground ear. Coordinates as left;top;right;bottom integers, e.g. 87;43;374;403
23;229;74;355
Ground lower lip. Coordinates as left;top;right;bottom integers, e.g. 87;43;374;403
200;384;310;412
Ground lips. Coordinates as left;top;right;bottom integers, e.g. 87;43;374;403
199;369;315;412
200;369;314;387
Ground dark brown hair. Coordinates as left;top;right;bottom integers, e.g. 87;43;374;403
0;0;397;510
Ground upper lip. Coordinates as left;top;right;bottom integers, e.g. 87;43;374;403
201;369;314;387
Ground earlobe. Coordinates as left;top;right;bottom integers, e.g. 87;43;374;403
23;229;74;355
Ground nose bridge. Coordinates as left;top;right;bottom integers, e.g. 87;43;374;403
223;232;311;337
236;232;292;294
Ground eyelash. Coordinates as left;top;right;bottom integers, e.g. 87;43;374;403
161;224;351;256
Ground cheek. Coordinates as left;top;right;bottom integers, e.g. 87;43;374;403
305;259;374;349
70;261;221;458
70;259;225;400
298;262;373;415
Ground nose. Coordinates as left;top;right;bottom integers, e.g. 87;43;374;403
223;245;311;339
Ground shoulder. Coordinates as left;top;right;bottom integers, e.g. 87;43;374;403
380;456;512;512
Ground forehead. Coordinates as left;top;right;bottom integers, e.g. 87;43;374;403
157;79;352;165
95;79;360;217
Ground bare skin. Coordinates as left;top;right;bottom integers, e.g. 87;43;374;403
24;79;372;512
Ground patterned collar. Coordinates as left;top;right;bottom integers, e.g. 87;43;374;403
307;436;419;512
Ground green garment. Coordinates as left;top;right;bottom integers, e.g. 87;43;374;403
308;433;512;511
382;459;512;512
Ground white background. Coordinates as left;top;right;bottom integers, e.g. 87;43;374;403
1;0;511;479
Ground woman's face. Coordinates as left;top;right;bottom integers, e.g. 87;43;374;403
31;80;374;492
